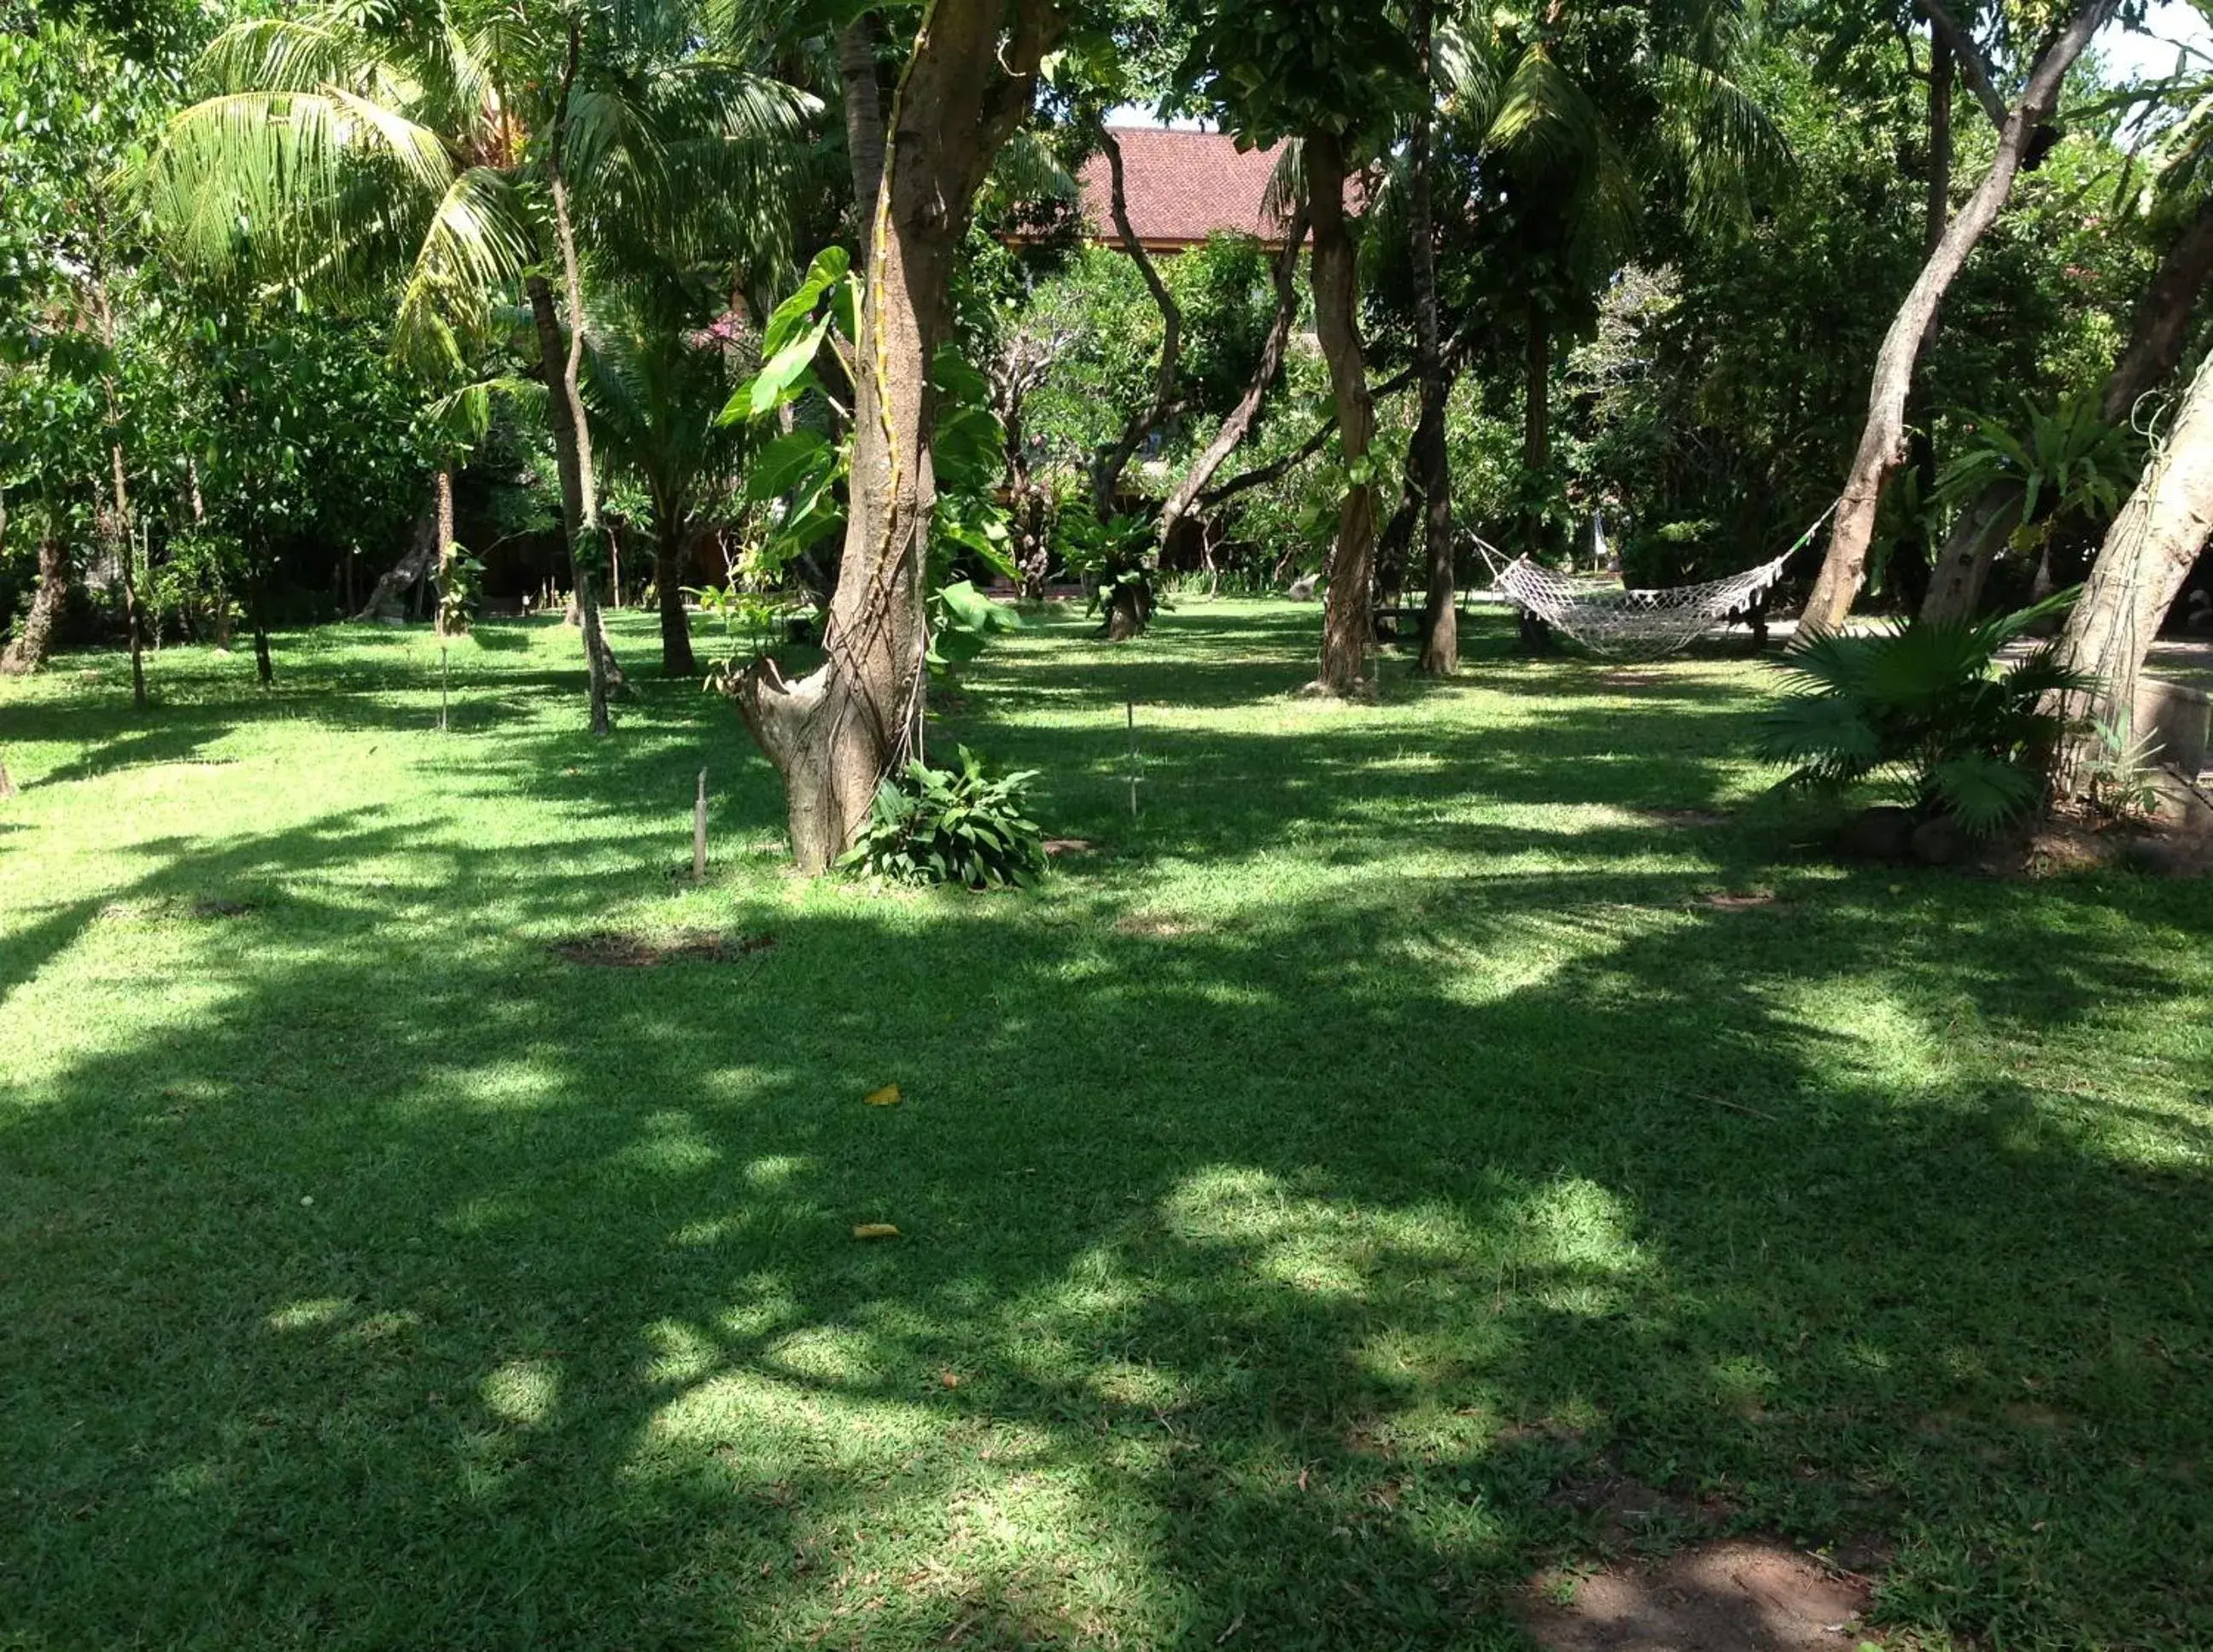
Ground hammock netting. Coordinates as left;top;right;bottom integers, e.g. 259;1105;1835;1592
1474;508;1837;663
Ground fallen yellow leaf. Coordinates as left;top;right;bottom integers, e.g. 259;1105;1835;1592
852;1223;901;1240
864;1084;902;1107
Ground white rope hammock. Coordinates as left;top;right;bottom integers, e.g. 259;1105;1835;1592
1474;504;1840;662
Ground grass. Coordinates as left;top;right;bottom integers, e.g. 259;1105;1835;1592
1;602;2209;1650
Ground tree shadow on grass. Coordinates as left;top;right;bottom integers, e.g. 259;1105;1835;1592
2;786;2209;1649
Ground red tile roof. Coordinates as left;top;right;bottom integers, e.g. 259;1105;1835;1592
1075;127;1291;251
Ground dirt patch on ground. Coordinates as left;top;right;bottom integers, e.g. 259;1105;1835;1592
1522;1539;1873;1652
1698;890;1778;910
1638;808;1733;829
550;931;774;967
1114;910;1200;938
191;897;259;919
1043;838;1102;859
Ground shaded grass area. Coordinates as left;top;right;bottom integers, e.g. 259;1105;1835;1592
2;604;2209;1650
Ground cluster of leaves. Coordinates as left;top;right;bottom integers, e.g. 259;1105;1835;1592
1055;509;1164;622
838;747;1048;890
1757;592;2093;832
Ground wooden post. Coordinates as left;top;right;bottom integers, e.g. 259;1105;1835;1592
1126;699;1141;820
693;768;709;884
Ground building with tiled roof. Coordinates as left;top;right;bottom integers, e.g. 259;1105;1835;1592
1073;126;1293;254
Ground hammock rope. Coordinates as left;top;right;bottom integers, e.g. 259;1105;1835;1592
1474;504;1840;662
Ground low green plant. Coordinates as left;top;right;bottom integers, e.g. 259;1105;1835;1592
1057;511;1160;639
1758;591;2093;833
2078;714;2164;823
838;746;1046;889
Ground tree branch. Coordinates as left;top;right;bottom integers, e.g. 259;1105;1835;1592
1094;121;1188;517
1915;0;2012;131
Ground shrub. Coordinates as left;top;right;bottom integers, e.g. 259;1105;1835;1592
839;747;1047;889
1757;592;2093;833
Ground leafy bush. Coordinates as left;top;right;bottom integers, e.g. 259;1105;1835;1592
1056;511;1160;638
838;747;1047;889
1757;593;2093;833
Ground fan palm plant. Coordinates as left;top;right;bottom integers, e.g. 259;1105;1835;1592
1758;590;2094;832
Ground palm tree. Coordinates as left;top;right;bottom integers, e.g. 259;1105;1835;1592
1435;0;1788;559
146;0;811;731
585;285;750;675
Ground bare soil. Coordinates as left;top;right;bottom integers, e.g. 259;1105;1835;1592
1522;1540;1874;1652
549;931;774;967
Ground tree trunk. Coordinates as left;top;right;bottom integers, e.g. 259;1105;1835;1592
2055;348;2213;787
733;0;1066;871
1158;196;1310;551
1306;130;1377;698
431;464;456;635
532;16;616;737
1410;0;1457;676
1895;30;1955;610
87;259;143;709
1804;0;2115;631
1522;309;1550;559
838;13;886;242
0;538;68;676
1093;122;1185;522
1923;186;2213;622
356;485;443;621
653;499;698;675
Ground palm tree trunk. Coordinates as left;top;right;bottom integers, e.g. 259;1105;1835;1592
653;499;698;676
1158;196;1310;551
534;16;616;737
838;13;886;239
2055;349;2213;788
430;464;456;635
733;0;1065;870
1803;0;2115;632
1307;129;1377;698
1522;309;1550;558
1410;0;1457;677
1924;190;2213;623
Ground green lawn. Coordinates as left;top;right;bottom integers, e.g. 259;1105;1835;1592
2;604;2208;1650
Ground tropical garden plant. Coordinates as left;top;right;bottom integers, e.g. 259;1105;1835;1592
1758;591;2093;832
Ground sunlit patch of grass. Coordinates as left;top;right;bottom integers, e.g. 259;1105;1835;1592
1;606;2209;1649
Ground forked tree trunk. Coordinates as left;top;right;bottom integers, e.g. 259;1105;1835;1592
1;538;67;676
733;0;1066;871
1306;131;1377;698
1093;122;1185;522
1410;0;1457;677
1924;190;2213;622
2055;349;2213;788
1803;0;2114;631
1158;196;1310;551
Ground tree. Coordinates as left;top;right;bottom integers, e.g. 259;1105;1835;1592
1800;0;2121;632
1923;44;2213;622
730;0;1068;872
1407;0;1456;674
0;18;170;698
587;289;750;676
1181;0;1421;696
2054;347;2213;788
148;0;809;730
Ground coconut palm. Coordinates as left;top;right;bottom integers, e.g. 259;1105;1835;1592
145;0;814;731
